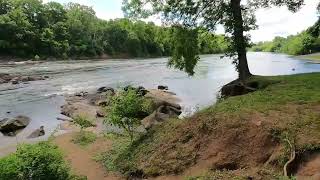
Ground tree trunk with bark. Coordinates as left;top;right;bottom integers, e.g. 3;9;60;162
230;0;252;81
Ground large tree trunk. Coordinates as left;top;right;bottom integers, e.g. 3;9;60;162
230;0;252;81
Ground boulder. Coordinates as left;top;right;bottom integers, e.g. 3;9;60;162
0;73;12;83
61;102;97;119
57;117;73;122
0;78;6;84
27;126;45;138
97;86;115;94
137;86;148;96
158;85;169;90
89;93;112;106
142;105;182;130
75;91;88;97
124;85;148;96
0;116;31;136
10;77;20;84
96;109;106;117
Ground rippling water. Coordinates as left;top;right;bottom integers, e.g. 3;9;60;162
0;52;320;155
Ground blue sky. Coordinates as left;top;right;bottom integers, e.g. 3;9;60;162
44;0;319;42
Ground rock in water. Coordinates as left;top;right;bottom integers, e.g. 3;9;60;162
97;86;115;94
28;126;45;138
0;116;30;136
158;85;169;90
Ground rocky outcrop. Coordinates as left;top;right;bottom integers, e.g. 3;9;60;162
27;126;45;138
60;85;181;131
142;89;182;130
97;86;115;94
61;88;115;119
124;85;148;96
0;116;30;136
142;104;182;130
0;73;49;85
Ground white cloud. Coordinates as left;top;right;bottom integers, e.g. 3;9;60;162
250;0;318;42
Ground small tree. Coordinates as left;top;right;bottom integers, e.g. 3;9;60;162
105;89;145;142
72;115;96;146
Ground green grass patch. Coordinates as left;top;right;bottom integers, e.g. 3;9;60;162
96;133;131;173
101;73;320;178
72;131;97;146
211;73;320;114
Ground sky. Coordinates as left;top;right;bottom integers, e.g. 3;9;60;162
43;0;319;42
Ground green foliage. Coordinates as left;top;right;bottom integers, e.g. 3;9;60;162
72;131;97;146
73;115;95;130
0;0;228;59
251;20;320;55
0;141;72;180
168;27;200;76
105;89;149;141
98;133;131;172
123;0;304;77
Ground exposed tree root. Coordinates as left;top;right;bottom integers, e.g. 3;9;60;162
284;139;296;177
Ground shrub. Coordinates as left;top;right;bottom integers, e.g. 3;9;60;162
0;142;72;180
105;89;149;142
72;115;96;146
73;115;95;131
72;131;97;146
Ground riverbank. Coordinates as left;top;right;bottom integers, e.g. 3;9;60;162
1;72;320;179
102;72;320;179
296;53;320;62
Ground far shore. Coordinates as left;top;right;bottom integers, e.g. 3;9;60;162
295;52;320;62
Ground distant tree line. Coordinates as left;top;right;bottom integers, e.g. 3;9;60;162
0;0;229;60
251;19;320;55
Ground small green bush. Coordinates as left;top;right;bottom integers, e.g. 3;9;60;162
72;131;97;146
0;142;72;180
73;115;95;131
105;89;149;142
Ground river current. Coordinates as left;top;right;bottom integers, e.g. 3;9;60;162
0;52;320;156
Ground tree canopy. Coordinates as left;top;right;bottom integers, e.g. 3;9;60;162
123;0;305;79
0;0;229;60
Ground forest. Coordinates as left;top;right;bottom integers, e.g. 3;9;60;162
251;19;320;55
0;0;229;60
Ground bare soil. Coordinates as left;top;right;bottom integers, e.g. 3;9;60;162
54;133;121;180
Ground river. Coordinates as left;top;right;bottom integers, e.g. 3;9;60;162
0;52;320;156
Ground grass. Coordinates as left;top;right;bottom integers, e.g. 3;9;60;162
101;73;320;178
96;133;132;173
72;131;97;146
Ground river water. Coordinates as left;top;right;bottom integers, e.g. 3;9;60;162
0;52;320;155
